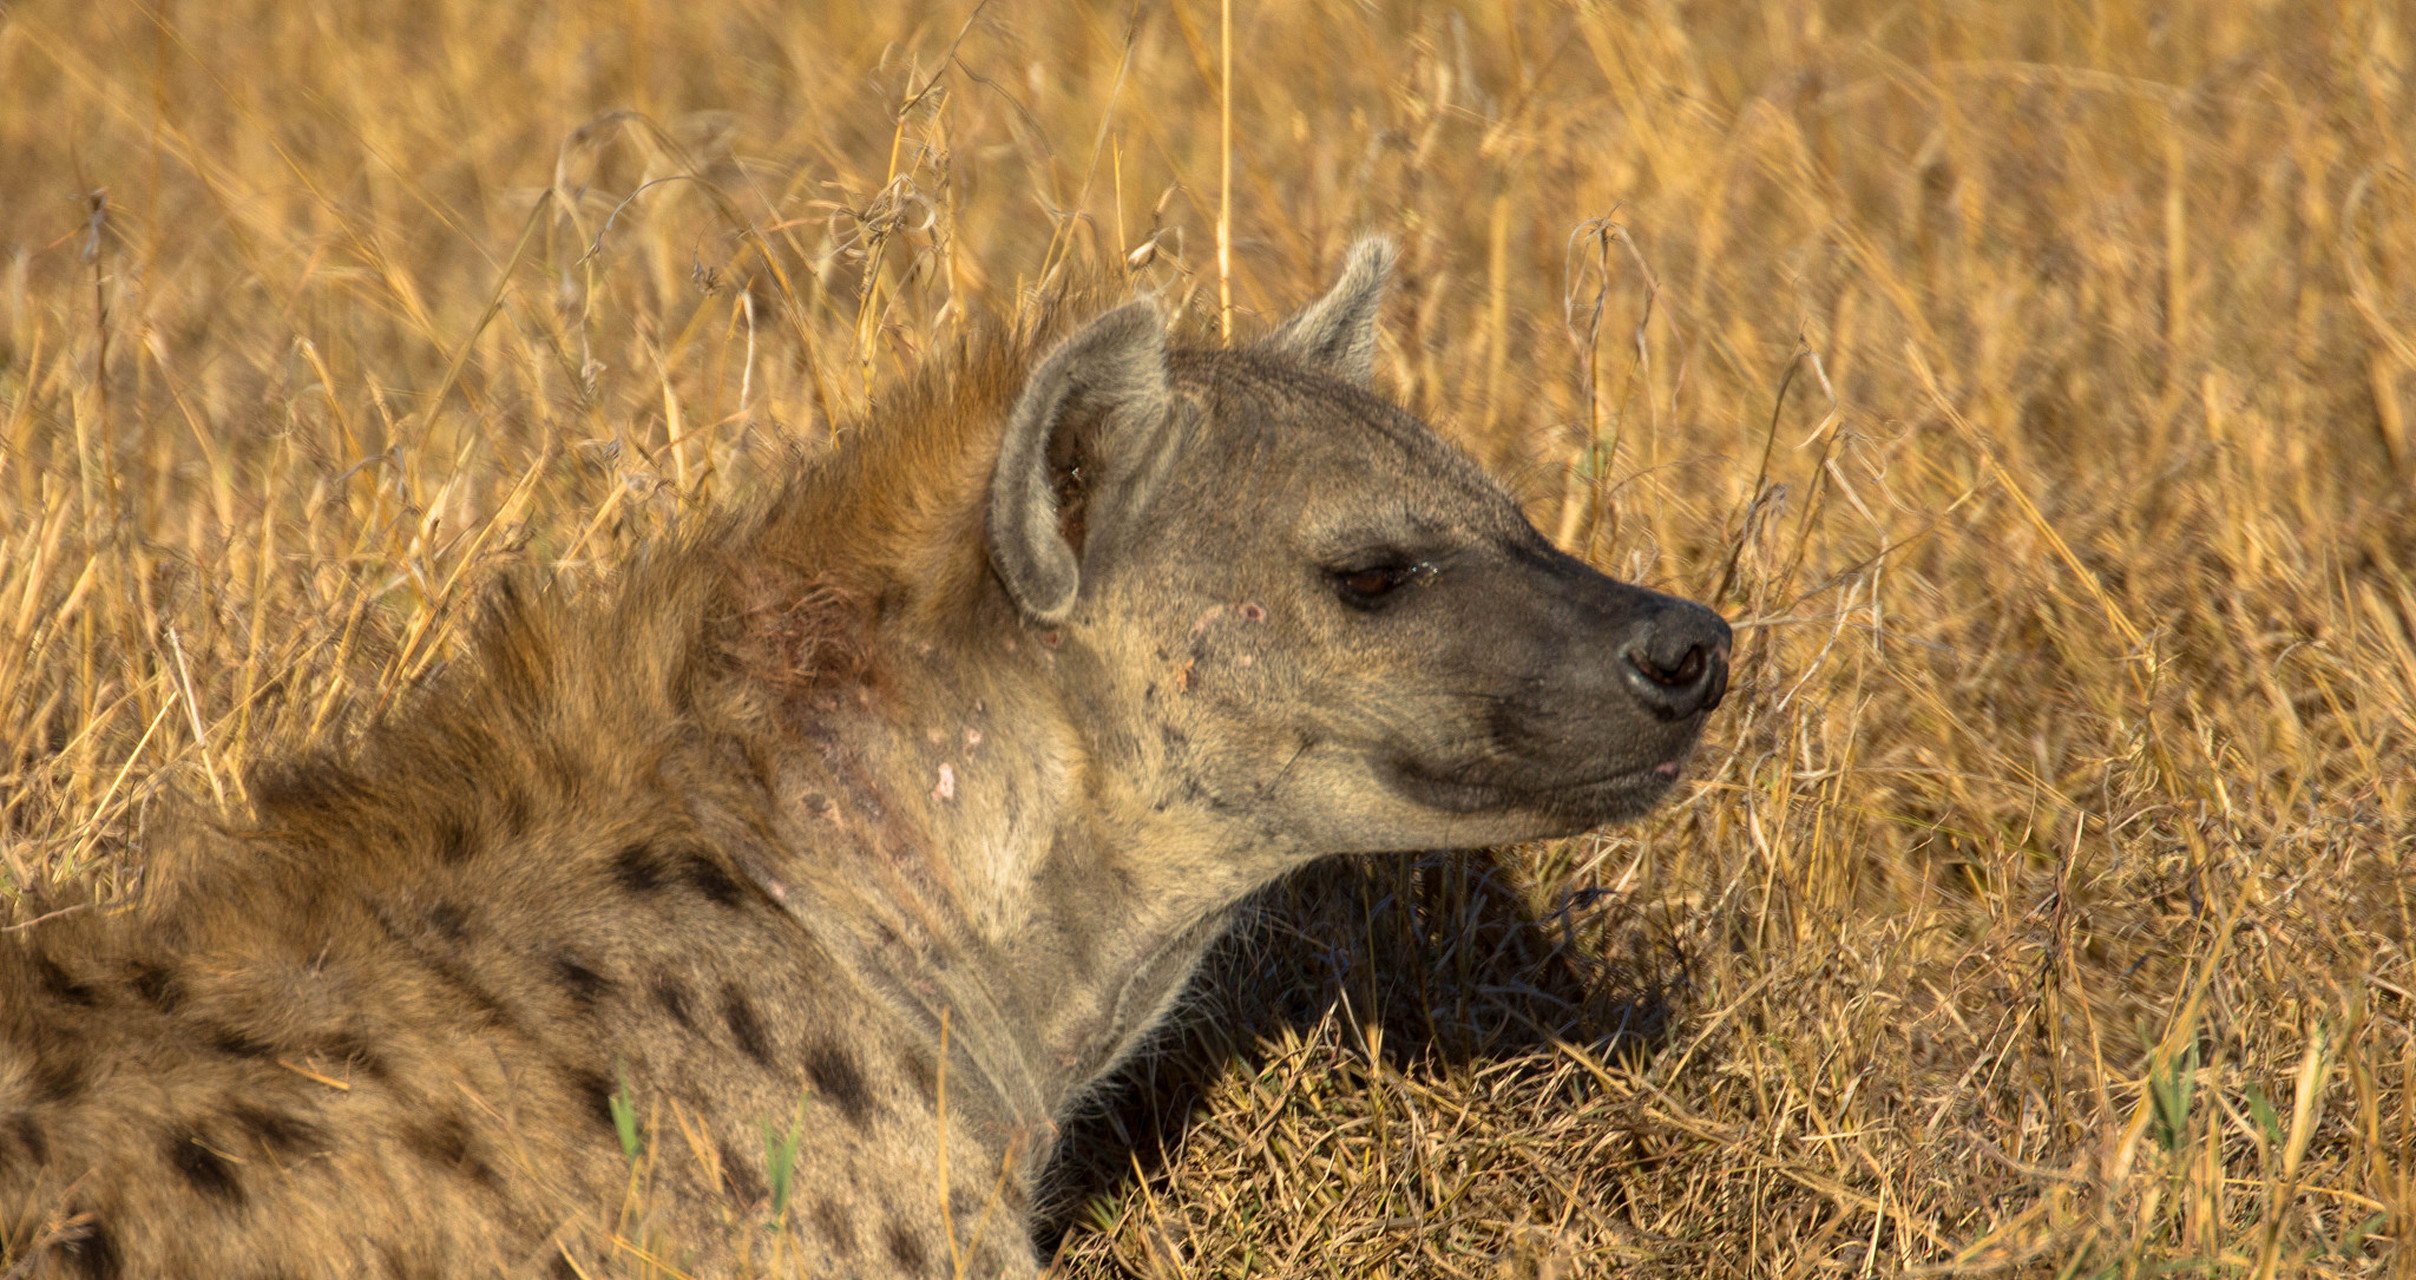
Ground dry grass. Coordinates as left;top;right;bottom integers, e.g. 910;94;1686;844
4;0;2414;1275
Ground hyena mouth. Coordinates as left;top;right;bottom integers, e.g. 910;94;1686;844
1386;751;1696;820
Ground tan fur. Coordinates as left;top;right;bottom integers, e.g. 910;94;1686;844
1;255;1730;1278
0;315;1070;1277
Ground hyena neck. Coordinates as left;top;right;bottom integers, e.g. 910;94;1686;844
738;643;1275;1125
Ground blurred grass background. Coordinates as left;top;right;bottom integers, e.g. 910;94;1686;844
2;0;2412;1274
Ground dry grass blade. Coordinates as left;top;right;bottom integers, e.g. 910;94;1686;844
3;0;2410;1276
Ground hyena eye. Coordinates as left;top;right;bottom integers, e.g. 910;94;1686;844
1331;561;1435;609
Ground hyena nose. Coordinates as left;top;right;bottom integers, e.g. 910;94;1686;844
1618;601;1732;721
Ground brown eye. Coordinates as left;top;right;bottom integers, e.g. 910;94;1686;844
1331;561;1434;608
1342;569;1397;598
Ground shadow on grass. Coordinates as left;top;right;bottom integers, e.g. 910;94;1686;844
1033;844;1691;1256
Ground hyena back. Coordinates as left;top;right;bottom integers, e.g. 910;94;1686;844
0;243;1729;1277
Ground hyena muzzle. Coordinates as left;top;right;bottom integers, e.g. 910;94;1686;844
0;240;1727;1278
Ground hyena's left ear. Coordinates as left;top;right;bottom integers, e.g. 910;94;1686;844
989;300;1184;625
1260;236;1396;384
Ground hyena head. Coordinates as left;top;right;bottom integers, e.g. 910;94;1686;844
989;240;1731;871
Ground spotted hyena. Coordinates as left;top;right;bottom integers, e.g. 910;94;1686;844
0;241;1728;1277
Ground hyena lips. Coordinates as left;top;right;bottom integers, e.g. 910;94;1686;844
0;238;1727;1278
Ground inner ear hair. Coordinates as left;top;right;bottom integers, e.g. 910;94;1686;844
987;299;1172;624
1047;405;1097;554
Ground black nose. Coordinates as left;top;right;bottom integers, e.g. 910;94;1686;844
1618;602;1731;720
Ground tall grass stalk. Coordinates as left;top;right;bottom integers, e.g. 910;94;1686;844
2;1;2409;1274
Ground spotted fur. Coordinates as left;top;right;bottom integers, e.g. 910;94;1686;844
1;243;1729;1276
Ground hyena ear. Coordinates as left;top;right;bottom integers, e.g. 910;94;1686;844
1260;236;1396;384
989;300;1177;625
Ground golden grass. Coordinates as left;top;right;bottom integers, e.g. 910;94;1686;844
4;0;2413;1274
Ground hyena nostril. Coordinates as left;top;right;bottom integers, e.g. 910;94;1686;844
1621;633;1727;719
1614;597;1733;719
1629;645;1708;689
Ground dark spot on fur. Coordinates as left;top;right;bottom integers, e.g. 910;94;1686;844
166;1128;246;1207
1001;1177;1030;1214
33;955;97;1006
434;815;475;865
208;1025;277;1059
564;1066;616;1134
900;1045;938;1104
547;1256;578;1280
322;1029;395;1083
884;1220;927;1272
372;1241;413;1280
810;1198;856;1253
400;1112;499;1189
34;1055;85;1103
652;976;696;1032
426;902;469;942
229;1103;324;1156
682;851;744;907
721;985;774;1067
805;1042;874;1126
719;1138;767;1205
554;952;613;1010
500;786;532;838
612;842;667;893
367;900;524;1033
61;1214;120;1280
400;1114;469;1164
125;961;183;1012
418;953;514;1027
11;1116;48;1164
250;756;367;820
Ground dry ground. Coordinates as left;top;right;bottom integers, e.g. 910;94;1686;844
3;0;2413;1275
